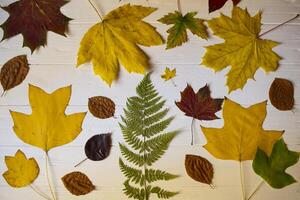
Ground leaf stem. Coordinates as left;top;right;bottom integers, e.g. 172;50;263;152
177;0;182;13
45;153;56;200
239;161;245;200
190;118;195;145
74;157;88;168
259;14;299;37
29;184;51;200
247;181;264;200
88;0;103;21
171;79;177;87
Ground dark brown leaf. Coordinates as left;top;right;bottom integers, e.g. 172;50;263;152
88;96;115;119
175;84;223;120
209;0;241;13
185;154;214;185
62;171;95;196
269;78;294;111
1;0;71;52
85;133;112;161
0;55;29;93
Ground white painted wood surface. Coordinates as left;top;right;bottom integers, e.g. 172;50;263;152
0;0;300;199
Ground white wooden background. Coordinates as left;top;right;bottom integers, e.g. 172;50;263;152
0;0;300;199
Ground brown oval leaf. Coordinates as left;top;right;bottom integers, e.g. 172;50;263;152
88;96;115;119
62;171;95;196
0;55;29;93
85;133;112;161
269;78;294;111
185;154;214;185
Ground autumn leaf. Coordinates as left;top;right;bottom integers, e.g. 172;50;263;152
175;84;223;121
161;67;176;81
85;133;112;161
253;139;299;189
158;11;208;49
10;85;86;152
0;55;29;94
0;0;71;52
88;96;115;119
269;78;294;111
209;0;241;13
3;150;39;188
202;7;281;93
201;98;283;161
77;4;164;86
62;171;95;196
185;154;214;186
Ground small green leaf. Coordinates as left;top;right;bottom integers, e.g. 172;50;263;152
158;11;208;49
253;139;299;188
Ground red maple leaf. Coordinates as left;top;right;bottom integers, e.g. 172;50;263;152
0;0;71;52
176;84;223;121
209;0;241;13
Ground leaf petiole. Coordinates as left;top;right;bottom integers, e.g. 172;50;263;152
45;153;56;200
74;157;88;168
177;0;182;13
29;184;51;200
191;118;195;145
88;0;103;20
247;181;264;200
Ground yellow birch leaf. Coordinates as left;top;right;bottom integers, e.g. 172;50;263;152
77;4;164;86
3;150;39;188
10;85;86;152
161;67;176;81
201;7;281;93
201;98;283;161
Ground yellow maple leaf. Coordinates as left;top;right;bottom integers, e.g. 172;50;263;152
77;4;164;86
161;67;176;81
201;98;283;161
3;150;39;188
201;7;281;93
10;85;86;152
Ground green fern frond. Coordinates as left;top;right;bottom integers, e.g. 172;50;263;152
119;73;179;200
145;169;179;183
150;187;179;199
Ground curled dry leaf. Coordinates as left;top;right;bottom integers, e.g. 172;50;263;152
88;96;115;119
185;154;214;185
269;78;294;111
85;133;112;161
0;55;29;93
62;171;95;196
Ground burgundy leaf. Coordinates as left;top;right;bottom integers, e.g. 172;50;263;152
1;0;72;52
85;133;112;161
175;84;223;121
209;0;241;13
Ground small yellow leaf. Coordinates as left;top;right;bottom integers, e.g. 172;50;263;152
202;7;281;93
10;85;86;152
161;67;176;81
3;150;39;188
77;4;164;86
201;98;283;161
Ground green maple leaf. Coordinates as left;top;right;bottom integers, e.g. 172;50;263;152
158;11;208;49
253;138;299;189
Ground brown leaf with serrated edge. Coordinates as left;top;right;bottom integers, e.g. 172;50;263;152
185;154;214;185
0;55;29;94
269;78;294;111
62;171;95;196
175;84;223;121
88;96;115;119
1;0;72;52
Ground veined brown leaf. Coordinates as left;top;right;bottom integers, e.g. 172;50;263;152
88;96;115;119
269;78;294;111
62;171;95;196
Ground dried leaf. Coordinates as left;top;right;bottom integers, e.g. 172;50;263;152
158;11;208;49
0;0;71;52
77;4;164;86
185;154;214;185
201;98;283;161
62;171;95;196
202;7;281;93
253;139;299;189
0;55;29;93
85;133;112;161
175;84;223;121
209;0;241;13
88;96;115;119
161;67;176;81
10;85;86;152
3;150;39;188
269;78;294;111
